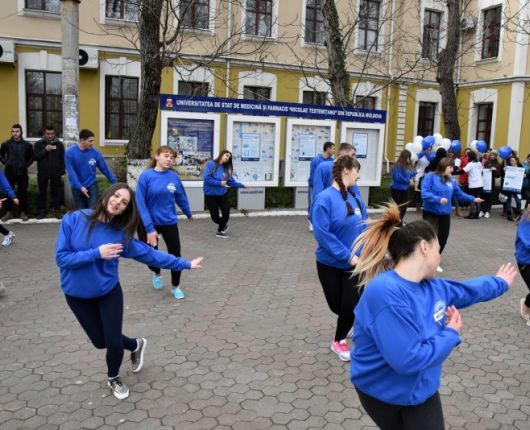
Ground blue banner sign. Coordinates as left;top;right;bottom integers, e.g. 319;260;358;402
160;94;386;123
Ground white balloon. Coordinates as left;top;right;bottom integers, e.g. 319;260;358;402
405;142;414;152
441;138;451;150
411;153;418;163
469;140;477;151
413;135;423;144
433;133;443;146
432;142;441;152
411;141;423;154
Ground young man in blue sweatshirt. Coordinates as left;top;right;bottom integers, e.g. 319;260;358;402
350;203;515;429
65;129;116;209
307;141;334;231
56;183;203;400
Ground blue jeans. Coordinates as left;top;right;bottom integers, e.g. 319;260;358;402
504;191;521;215
72;183;99;209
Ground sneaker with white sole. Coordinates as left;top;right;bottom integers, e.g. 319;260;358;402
520;298;530;321
172;287;185;299
436;266;443;273
479;211;484;218
131;338;147;373
484;212;490;219
216;231;229;238
1;231;15;246
221;225;230;234
108;376;129;400
331;340;351;362
152;273;163;290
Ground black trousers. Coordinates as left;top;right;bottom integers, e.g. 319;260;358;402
316;261;361;341
467;187;482;216
517;263;530;308
391;188;410;222
148;224;182;287
4;172;28;212
480;192;492;213
0;224;9;235
205;194;230;232
65;284;137;378
422;210;450;254
356;388;445;430
37;174;62;212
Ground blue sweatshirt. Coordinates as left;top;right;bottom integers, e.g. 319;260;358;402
203;160;245;196
421;172;474;215
515;217;530;264
312;160;362;200
136;168;192;233
0;171;16;198
312;187;368;270
65;145;117;190
351;270;508;406
56;210;192;298
391;165;415;190
308;154;333;188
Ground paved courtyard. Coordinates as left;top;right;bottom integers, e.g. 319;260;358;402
0;210;529;430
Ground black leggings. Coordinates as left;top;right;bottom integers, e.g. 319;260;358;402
391;188;410;222
0;224;9;235
65;284;137;378
356;388;445;430
205;194;230;232
316;261;361;341
422;210;450;254
148;224;181;287
517;263;530;308
468;187;482;216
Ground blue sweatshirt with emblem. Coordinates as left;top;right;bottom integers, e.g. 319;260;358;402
0;171;16;198
312;186;368;270
203;160;245;196
421;172;474;215
515;217;530;264
56;210;192;298
350;270;508;406
391;165;416;190
135;168;191;233
65;145;117;190
308;154;333;188
312;160;362;200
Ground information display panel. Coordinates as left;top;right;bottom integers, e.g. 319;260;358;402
226;115;281;187
284;119;336;187
161;111;220;187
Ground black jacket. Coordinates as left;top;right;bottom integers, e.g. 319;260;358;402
0;139;34;176
33;138;65;176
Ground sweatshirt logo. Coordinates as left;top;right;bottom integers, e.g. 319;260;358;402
88;158;97;167
433;300;446;325
167;183;176;193
446;182;453;189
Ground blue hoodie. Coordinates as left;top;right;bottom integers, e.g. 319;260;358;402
56;210;192;298
312;187;367;270
351;270;508;406
312;160;362;200
515;217;530;264
0;171;16;198
391;165;416;190
203;160;245;196
308;154;333;187
65;145;117;190
136;168;191;233
421;172;474;215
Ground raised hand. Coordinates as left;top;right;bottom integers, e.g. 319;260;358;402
495;263;517;288
445;305;462;334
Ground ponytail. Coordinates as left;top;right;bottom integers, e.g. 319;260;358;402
332;155;360;217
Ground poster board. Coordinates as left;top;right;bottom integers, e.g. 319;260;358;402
226;115;281;187
340;121;385;186
284;119;336;187
502;166;525;193
161;111;221;187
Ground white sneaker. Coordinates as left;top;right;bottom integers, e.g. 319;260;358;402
484;212;490;219
520;298;530;321
436;266;443;273
479;211;484;218
308;221;313;232
1;231;15;246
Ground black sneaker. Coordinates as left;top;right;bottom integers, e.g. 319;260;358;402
107;376;129;400
215;231;229;238
221;225;230;234
131;338;147;373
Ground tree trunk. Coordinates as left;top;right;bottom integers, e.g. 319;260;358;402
127;0;164;188
436;0;461;140
322;0;353;107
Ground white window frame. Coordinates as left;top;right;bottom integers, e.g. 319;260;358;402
174;0;216;35
352;82;382;109
474;0;504;63
17;50;62;142
420;1;447;60
467;88;498;148
99;0;140;25
413;88;441;137
238;71;277;101
300;0;326;48
99;57;141;146
299;76;330;104
173;66;214;96
241;0;279;40
354;0;386;54
17;0;61;18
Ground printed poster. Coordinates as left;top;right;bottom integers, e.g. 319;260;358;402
502;166;525;193
482;169;492;192
352;133;368;158
289;124;332;183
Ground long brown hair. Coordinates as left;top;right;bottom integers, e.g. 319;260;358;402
332;155;361;217
352;202;437;287
395;149;413;169
86;183;143;241
213;150;234;177
147;146;178;169
434;157;455;182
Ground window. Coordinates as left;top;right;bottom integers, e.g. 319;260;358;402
178;81;209;97
481;6;501;59
180;0;209;30
105;76;139;140
476;103;493;143
106;0;139;21
303;91;327;105
354;95;376;110
417;102;436;137
245;0;273;37
25;71;62;138
243;86;271;101
422;10;441;59
25;0;60;13
305;0;324;44
358;0;380;50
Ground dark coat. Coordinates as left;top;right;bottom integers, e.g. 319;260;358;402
33;138;65;176
0;139;34;176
